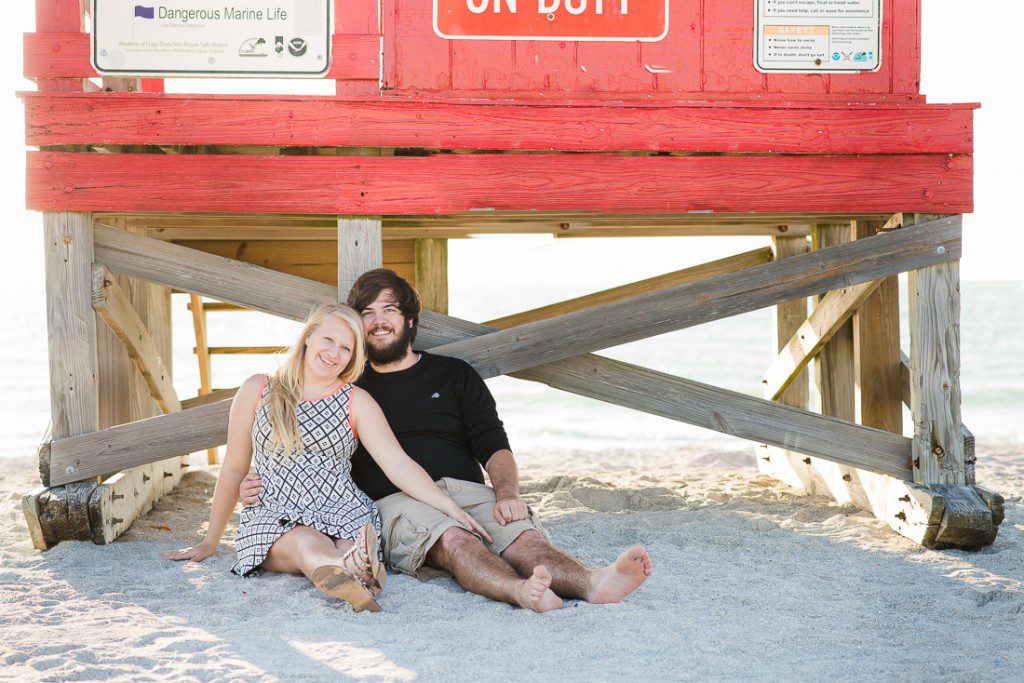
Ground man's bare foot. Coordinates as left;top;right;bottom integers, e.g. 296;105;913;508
514;566;563;613
587;546;653;604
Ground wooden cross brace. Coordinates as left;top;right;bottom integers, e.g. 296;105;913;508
40;216;964;486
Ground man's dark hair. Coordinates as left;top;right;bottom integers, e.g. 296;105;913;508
346;268;421;344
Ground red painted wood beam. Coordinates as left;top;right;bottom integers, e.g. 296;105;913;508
21;93;974;154
26;151;972;215
23;33;379;81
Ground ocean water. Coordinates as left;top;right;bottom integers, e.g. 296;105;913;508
2;270;1021;460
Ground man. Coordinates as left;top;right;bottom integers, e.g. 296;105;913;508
241;269;652;612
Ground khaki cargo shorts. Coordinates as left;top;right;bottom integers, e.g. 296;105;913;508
376;477;549;580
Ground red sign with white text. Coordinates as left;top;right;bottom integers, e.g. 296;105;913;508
434;0;668;41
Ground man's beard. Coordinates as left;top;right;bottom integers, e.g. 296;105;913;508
366;323;412;365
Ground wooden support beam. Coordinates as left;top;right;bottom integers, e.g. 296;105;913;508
47;399;232;485
173;239;415;286
44;345;917;486
900;353;976;484
758;235;813;490
23;212;99;549
27;151;975;215
486;248;773;330
771;237;810;409
21;92;976;154
762;279;883;402
812;224;857;423
430;216;963;380
43;212;98;439
851;220;903;435
181;387;238;410
415;238;448;316
189;293;217;464
59;230;917;484
756;219;1001;550
338;217;383;297
67;224;980;492
92;267;181;413
908;216;965;485
202;346;287;355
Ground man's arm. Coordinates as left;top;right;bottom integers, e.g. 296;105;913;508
485;449;529;526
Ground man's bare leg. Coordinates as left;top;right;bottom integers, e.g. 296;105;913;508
500;530;653;603
426;528;562;612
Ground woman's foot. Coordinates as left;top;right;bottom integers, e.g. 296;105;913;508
339;527;375;588
311;565;381;613
587;546;653;604
513;566;563;613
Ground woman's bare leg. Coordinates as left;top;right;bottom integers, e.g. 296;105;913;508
261;525;356;580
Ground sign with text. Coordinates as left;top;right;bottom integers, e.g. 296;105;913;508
433;0;669;42
755;0;881;73
91;0;332;77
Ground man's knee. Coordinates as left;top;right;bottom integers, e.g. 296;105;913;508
428;526;485;567
500;529;548;562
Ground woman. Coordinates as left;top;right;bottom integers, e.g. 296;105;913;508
161;302;490;612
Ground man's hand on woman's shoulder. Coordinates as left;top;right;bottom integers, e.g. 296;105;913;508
240;472;263;506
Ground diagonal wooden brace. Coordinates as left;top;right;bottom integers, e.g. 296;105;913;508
57;220;973;486
427;215;961;379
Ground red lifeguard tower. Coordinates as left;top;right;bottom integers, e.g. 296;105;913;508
21;0;1002;550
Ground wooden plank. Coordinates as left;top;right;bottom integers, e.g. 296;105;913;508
173;239;413;285
338;216;383;297
758;236;812;491
151;223;807;240
851;220;903;435
46;325;917;486
181;387;238;410
94;224;339;322
27;151;975;215
430;216;963;381
44;212;97;439
487;248;773;330
762;279;884;402
21;93;976;154
189;293;216;464
47;399;233;485
771;237;810;409
415;238;448;316
204;346;286;355
909;260;965;485
812;224;857;423
24;33;379;81
92;267;181;413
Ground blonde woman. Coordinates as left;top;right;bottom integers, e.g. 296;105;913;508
162;302;490;612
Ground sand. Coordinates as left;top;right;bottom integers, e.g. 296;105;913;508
1;442;1022;681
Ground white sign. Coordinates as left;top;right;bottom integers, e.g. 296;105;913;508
91;0;332;77
754;0;881;73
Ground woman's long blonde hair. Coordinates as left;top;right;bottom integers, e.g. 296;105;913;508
264;302;366;456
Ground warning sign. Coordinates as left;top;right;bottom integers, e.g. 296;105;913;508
91;0;332;77
433;0;668;42
755;0;881;73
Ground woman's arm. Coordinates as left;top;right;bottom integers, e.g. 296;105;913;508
350;388;492;542
160;374;264;562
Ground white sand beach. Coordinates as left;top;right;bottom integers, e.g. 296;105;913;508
2;441;1021;681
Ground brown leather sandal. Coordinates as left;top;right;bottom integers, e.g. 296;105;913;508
311;565;381;613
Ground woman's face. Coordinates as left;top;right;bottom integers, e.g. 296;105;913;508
303;315;356;382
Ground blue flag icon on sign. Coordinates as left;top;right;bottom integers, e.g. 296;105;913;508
134;5;155;18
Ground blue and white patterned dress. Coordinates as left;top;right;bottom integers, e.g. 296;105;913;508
232;375;382;576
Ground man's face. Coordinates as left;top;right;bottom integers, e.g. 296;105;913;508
359;289;413;364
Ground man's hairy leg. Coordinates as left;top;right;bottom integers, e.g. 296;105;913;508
500;530;653;604
426;527;562;612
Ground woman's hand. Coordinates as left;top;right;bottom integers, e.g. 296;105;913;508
443;501;493;544
160;541;217;563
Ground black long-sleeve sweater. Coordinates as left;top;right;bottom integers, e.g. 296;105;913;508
350;351;511;501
